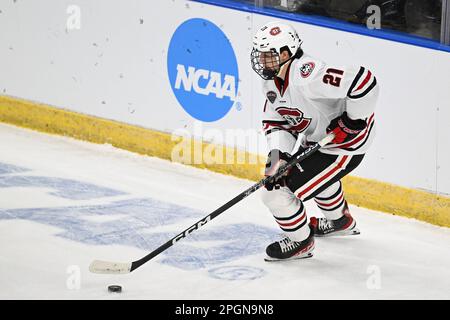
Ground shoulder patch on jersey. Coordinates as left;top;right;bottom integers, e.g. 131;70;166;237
266;91;277;103
300;62;315;78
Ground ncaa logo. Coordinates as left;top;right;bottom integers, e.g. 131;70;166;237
167;18;239;122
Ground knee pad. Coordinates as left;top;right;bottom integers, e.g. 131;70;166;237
261;187;300;217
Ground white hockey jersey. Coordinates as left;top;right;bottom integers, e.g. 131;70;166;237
262;54;379;156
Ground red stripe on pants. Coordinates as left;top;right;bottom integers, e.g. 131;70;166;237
297;156;348;199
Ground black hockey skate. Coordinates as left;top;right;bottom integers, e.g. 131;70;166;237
309;201;360;237
264;228;314;262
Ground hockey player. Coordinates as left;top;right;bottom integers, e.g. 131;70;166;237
251;21;379;261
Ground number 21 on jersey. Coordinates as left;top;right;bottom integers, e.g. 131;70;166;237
323;68;344;87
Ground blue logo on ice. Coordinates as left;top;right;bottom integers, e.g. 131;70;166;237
167;18;239;122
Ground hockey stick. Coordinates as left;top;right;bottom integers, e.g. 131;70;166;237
89;133;334;274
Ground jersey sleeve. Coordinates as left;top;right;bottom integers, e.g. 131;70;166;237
261;100;298;154
304;65;379;120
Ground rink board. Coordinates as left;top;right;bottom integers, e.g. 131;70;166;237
1;95;449;228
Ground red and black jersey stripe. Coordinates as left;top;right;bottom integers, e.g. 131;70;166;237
340;115;375;151
327;113;375;152
262;120;290;133
264;128;299;140
262;120;289;126
347;66;377;99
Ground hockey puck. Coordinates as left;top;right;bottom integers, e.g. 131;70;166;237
108;285;122;293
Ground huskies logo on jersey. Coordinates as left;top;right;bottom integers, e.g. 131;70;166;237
167;18;239;122
276;107;311;132
300;62;315;78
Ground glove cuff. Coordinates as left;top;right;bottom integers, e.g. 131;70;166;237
341;112;367;131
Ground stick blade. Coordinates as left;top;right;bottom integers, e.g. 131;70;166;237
89;260;132;274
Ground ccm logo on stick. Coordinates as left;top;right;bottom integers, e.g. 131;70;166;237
172;216;212;244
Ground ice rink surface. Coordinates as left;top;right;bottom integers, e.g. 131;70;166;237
0;123;449;300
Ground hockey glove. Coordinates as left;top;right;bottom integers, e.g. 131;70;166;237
327;112;367;144
264;149;292;191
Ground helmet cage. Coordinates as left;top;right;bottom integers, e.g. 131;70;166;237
251;48;281;80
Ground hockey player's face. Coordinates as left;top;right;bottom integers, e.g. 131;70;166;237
251;48;283;80
259;51;280;71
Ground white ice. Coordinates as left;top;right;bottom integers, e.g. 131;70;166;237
0;123;449;300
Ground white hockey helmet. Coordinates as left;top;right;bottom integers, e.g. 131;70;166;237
251;21;302;80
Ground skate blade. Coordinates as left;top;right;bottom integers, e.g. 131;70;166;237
315;228;360;237
264;252;313;262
